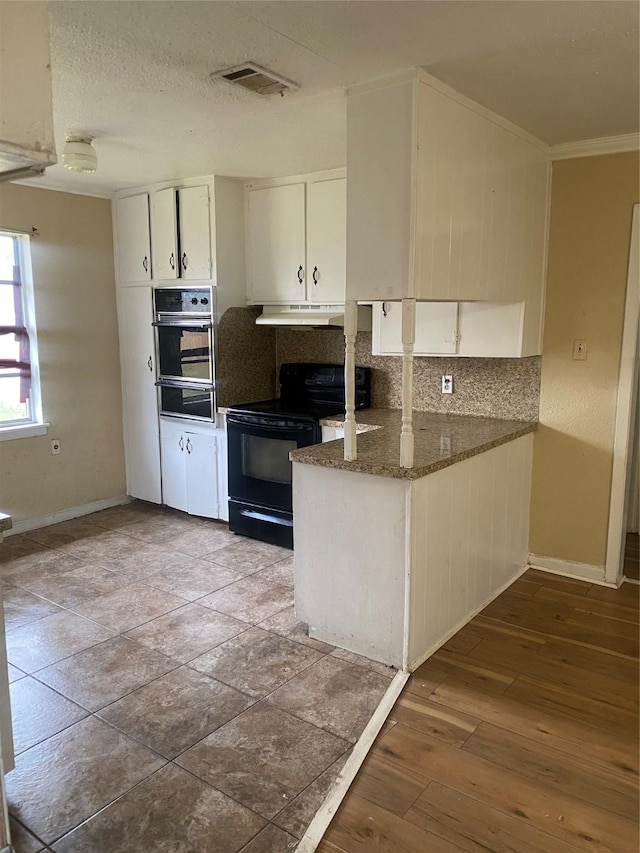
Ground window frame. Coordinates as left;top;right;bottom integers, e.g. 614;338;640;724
0;230;47;440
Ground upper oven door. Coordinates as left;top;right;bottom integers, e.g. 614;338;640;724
226;413;320;512
153;320;213;384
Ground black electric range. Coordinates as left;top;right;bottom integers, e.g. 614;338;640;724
226;363;371;548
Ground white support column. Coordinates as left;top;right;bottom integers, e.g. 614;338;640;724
400;298;416;469
344;300;358;461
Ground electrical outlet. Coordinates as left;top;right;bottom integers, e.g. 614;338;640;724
50;438;61;455
572;340;587;360
441;375;453;394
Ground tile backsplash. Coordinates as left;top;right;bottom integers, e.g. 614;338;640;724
276;328;541;421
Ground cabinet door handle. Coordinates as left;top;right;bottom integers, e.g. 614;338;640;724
169;252;175;270
297;265;304;284
179;436;184;451
182;252;188;271
142;256;149;273
382;302;388;317
147;356;153;372
312;266;319;285
186;437;192;454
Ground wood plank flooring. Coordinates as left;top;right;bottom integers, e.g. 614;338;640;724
318;569;639;853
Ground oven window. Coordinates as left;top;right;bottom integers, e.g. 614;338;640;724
157;326;212;382
159;385;213;420
241;435;297;485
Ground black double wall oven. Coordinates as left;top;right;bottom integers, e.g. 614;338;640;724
227;363;371;549
153;287;215;421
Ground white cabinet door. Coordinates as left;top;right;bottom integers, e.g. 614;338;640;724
116;194;151;283
118;287;161;502
457;302;524;357
185;430;219;518
160;420;188;512
307;178;346;305
151;188;178;281
248;183;306;304
372;301;458;356
179;186;212;281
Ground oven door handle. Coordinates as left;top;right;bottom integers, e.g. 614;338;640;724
152;320;213;329
226;414;315;432
156;379;215;390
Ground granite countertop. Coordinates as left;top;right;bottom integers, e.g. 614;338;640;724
0;512;12;534
291;408;537;480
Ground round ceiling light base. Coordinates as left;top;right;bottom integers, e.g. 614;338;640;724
62;137;97;173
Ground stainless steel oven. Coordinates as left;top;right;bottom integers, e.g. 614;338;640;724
153;287;215;420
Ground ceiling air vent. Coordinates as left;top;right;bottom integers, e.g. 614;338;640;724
211;63;299;96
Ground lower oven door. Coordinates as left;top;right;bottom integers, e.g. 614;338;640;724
226;414;320;513
157;381;215;421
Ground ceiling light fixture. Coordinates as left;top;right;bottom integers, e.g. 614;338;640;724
62;135;97;173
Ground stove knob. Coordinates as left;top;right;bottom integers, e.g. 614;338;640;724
200;297;209;305
191;297;198;305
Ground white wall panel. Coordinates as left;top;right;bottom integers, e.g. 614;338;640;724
408;434;533;668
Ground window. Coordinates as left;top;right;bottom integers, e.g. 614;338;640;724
0;231;45;438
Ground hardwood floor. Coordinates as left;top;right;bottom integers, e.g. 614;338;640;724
318;569;639;853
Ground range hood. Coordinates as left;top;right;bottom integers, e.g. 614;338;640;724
256;305;372;330
0;2;57;182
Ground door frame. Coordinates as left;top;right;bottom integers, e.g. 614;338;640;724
605;203;640;584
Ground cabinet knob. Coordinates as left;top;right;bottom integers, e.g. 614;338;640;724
147;356;153;372
142;256;149;273
169;252;175;271
297;265;304;284
312;266;319;285
182;252;188;271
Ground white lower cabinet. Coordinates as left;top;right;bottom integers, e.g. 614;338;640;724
160;420;227;520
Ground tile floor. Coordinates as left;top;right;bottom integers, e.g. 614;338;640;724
1;502;395;852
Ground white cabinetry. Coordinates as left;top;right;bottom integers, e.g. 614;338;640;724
372;301;525;357
115;194;151;283
347;70;550;356
117;287;161;503
150;185;212;282
246;172;346;306
160;419;227;520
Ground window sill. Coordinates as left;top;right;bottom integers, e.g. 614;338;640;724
0;422;49;441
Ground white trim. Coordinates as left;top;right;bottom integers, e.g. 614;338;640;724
528;554;616;587
605;204;640;585
407;562;530;672
550;133;640;161
3;495;131;537
295;669;409;853
0;422;48;441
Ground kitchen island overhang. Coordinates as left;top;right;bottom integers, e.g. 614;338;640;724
291;411;537;671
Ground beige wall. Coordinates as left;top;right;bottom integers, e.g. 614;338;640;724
530;152;639;567
0;184;125;525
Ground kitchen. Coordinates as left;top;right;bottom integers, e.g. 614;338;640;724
0;1;638;852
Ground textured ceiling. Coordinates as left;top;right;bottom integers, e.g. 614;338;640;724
27;0;640;197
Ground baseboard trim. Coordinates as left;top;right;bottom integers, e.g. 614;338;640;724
295;669;409;852
4;495;131;537
528;554;617;587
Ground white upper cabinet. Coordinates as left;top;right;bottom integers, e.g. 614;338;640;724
117;182;213;285
151;187;178;280
347;70;550;355
306;178;346;305
248;183;306;304
179;185;212;280
115;194;152;283
246;171;346;306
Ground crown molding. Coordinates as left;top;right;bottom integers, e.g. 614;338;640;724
550;133;639;161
